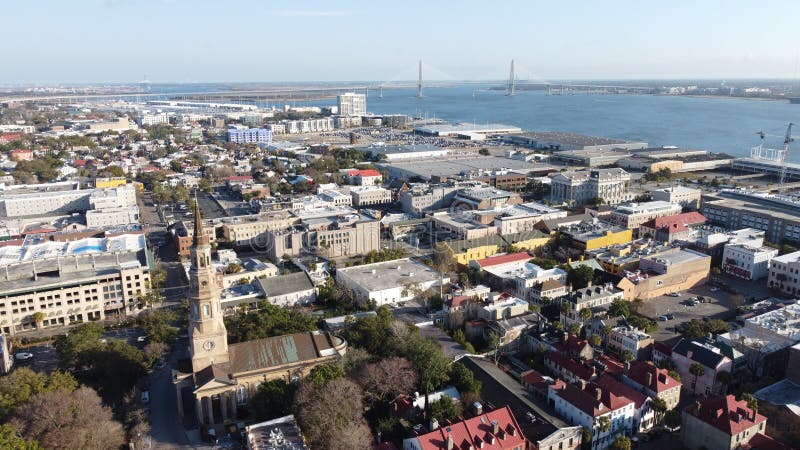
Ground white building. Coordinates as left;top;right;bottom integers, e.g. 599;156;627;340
137;113;169;126
652;186;701;210
768;251;800;296
609;201;683;229
549;383;635;450
335;258;449;306
607;325;654;360
85;206;140;228
350;186;392;207
492;202;568;235
337;93;366;116
227;126;272;144
722;243;778;280
550;168;630;206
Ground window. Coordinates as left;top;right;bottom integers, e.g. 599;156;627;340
203;304;210;316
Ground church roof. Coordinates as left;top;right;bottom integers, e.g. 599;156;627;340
227;331;344;375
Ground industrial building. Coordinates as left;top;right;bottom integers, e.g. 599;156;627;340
413;122;522;140
378;155;553;181
501;131;647;152
701;190;800;245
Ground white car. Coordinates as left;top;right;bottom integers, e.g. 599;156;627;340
136;336;147;343
141;391;150;403
710;287;719;292
14;352;33;361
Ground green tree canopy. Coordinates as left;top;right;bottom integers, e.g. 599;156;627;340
608;299;630;318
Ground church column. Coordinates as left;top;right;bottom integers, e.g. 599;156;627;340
195;397;204;424
220;393;228;422
205;396;214;424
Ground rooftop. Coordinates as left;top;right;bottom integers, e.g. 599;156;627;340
611;324;652;342
245;415;309;450
257;272;314;298
613;201;680;215
227;331;344;375
335;258;443;292
626;361;682;393
506;131;644;148
684;395;766;437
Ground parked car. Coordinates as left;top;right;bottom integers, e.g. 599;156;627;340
667;292;681;297
14;352;33;361
710;287;719;292
658;315;669;321
141;391;150;403
137;336;147;343
666;314;675;320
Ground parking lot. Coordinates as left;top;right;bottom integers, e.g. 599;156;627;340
638;283;740;343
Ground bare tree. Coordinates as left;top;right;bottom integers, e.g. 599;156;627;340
356;357;418;403
12;387;125;450
295;378;371;450
143;341;168;363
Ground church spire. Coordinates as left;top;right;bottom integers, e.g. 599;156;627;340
192;192;208;247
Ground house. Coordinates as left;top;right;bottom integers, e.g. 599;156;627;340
681;395;769;450
544;352;596;384
256;271;316;307
348;169;382;186
622;361;682;411
595;374;653;433
401;405;527;450
606;324;653;361
672;339;733;396
638;211;707;243
548;382;635;450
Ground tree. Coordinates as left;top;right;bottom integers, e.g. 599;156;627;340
682;319;730;339
143;341;168;364
668;370;681;383
295;378;371;450
11;387;125;450
690;362;706;395
429;395;461;422
611;435;632;450
356;357;418;403
0;424;43;450
741;392;759;414
448;362;482;395
31;312;45;329
53;322;105;368
224;302;318;344
597;415;611;432
0;368;78;420
579;307;592;322
308;363;345;386
198;177;212;193
249;379;297;422
581;427;592;450
608;299;630;318
569;322;582;335
567;265;595;290
82;339;146;401
433;242;456;275
651;397;668;425
589;334;602;347
407;337;451;398
478;148;490;156
621;349;635;363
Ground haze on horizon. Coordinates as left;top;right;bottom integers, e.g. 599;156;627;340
4;0;800;85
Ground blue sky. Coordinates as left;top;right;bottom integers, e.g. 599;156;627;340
3;0;800;84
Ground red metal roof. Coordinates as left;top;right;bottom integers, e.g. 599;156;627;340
414;405;526;450
551;382;633;417
595;373;648;408
741;433;793;450
473;252;530;268
545;351;594;380
349;169;382;177
684;395;767;437
641;212;707;234
627;361;681;393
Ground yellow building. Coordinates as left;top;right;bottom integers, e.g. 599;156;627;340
444;235;507;266
563;223;633;251
95;177;128;189
502;231;552;252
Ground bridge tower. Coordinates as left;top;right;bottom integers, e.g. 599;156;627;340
507;60;516;96
417;60;423;98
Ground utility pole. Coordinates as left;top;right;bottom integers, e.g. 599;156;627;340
417;60;423;98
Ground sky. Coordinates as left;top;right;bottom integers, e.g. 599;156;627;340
3;0;800;84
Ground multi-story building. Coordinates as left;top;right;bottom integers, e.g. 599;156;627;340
336;258;448;306
549;382;635;450
681;395;769;450
431;211;496;240
722;242;777;280
137;113;169;126
550;168;630;206
486;201;567;235
609;201;683;230
227;126;272;144
587;240;671;274
594;374;654;433
451;186;523;211
399;183;460;214
560;284;625;323
336;92;366;116
245;415;309;450
558;219;633;251
349;186;392;207
0;182;138;222
616;248;711;300
0;234;151;335
347;169;382;186
220;211;300;247
318;190;352;207
701;190;800;245
672;339;733;396
606;324;654;361
652;185;702;210
402;406;528;450
622;361;682;411
767;250;800;296
638;212;707;243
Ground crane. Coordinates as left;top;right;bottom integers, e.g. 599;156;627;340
755;123;795;192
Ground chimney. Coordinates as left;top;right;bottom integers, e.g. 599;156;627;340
595;388;603;401
563;332;569;344
646;372;653;387
446;434;454;450
624;361;630;375
491;420;499;435
430;418;439;431
695;400;702;416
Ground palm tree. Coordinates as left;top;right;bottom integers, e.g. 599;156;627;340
597;415;611;433
689;362;706;395
621;349;635;363
579;307;592;322
31;312;45;329
651;397;668;425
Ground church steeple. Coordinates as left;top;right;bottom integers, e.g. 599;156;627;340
187;193;228;372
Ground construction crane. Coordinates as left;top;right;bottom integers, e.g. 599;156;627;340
758;123;795;192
